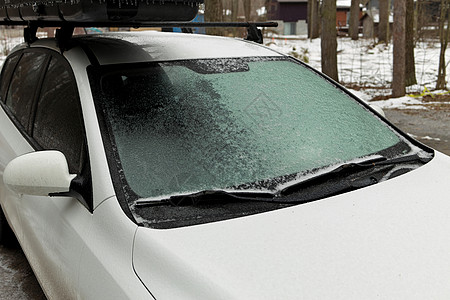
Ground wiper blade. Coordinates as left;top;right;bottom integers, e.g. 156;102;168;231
369;153;429;165
134;189;277;207
280;156;385;196
135;154;429;208
280;154;426;196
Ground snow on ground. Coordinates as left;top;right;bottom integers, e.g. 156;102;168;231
408;133;442;141
369;96;427;110
266;35;450;110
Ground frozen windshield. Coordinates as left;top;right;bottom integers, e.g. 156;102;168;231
90;57;406;199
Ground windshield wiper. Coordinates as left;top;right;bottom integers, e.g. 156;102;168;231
135;154;429;208
134;190;278;207
134;157;385;208
279;153;427;196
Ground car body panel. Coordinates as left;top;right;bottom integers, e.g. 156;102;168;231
0;103;34;243
22;31;282;66
0;98;87;298
133;151;450;300
74;31;282;65
19;195;92;299
63;47;117;209
77;197;152;300
0;42;138;298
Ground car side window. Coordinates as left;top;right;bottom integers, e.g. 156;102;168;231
33;55;85;174
5;52;48;130
0;54;20;104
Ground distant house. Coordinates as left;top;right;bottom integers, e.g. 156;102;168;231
267;0;308;36
336;0;365;34
361;0;394;38
267;0;361;36
336;0;351;28
361;12;393;38
361;0;439;39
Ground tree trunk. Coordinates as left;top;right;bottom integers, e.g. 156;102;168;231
243;0;251;21
308;0;320;39
231;0;238;21
264;0;270;21
205;0;224;35
405;0;417;86
416;0;424;41
231;0;239;36
308;0;313;37
349;0;360;40
378;0;390;43
436;0;449;90
321;0;339;81
392;0;406;97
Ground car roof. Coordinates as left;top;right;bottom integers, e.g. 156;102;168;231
26;31;283;65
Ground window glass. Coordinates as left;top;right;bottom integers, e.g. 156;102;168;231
283;22;296;35
95;58;406;198
0;54;20;103
6;52;47;129
33;56;84;174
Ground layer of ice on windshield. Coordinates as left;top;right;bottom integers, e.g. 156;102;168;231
100;57;415;200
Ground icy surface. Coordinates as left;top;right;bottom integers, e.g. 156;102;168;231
0;245;45;299
102;58;402;198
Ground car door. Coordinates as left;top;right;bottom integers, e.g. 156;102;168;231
2;49;93;299
0;50;46;243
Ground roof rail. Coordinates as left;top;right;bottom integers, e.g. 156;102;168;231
1;20;278;28
13;21;277;47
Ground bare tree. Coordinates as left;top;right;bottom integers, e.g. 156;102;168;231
436;0;450;90
349;0;360;40
205;0;224;35
405;0;417;86
378;0;390;43
231;0;238;21
264;0;271;21
243;0;251;21
321;0;339;81
230;0;239;36
308;0;320;39
392;0;406;97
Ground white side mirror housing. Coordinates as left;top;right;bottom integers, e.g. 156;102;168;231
3;151;76;196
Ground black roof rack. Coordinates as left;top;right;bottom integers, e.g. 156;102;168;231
2;21;278;28
4;21;277;49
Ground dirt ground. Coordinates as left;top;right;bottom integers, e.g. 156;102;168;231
0;244;46;299
1;107;450;300
384;106;450;156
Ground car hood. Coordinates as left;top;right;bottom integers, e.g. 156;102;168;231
132;151;450;300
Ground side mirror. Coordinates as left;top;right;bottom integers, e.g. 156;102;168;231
369;104;386;118
3;151;76;196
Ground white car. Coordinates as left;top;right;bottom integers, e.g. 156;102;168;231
1;30;450;299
